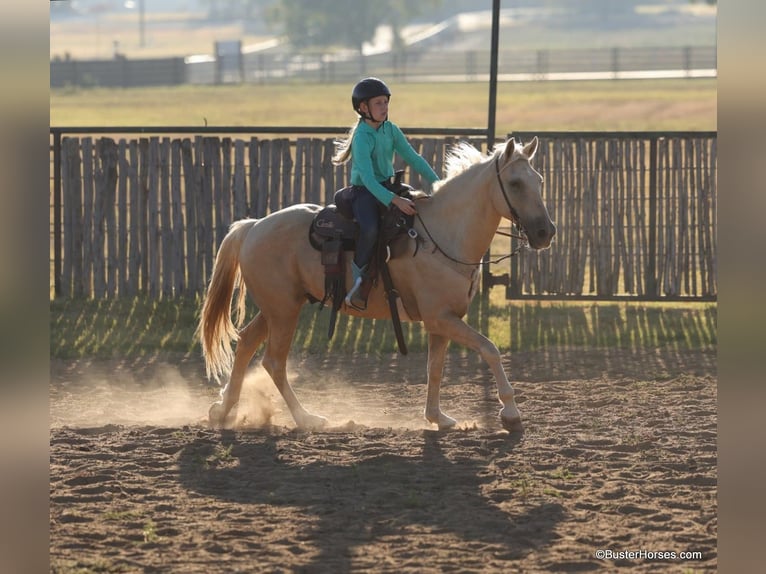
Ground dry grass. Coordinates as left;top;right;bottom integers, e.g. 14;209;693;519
50;79;716;133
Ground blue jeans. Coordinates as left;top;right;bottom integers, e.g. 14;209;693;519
350;186;382;274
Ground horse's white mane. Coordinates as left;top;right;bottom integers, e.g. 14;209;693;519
438;140;520;186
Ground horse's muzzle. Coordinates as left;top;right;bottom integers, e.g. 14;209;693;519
527;219;556;250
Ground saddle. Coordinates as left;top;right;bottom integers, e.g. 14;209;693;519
308;171;418;354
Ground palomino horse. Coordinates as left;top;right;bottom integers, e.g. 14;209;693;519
198;137;555;431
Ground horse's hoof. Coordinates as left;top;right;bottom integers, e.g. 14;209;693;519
437;414;458;430
209;402;226;427
425;410;458;430
501;415;524;434
298;413;328;431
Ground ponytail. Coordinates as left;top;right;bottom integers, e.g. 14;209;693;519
332;120;359;166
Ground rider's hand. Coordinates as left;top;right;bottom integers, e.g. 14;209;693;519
392;195;417;215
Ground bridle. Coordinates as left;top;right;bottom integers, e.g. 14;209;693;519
494;155;523;230
412;154;529;268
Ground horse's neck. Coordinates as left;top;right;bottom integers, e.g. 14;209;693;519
424;164;501;263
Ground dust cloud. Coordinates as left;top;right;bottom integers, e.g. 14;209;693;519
49;361;214;428
49;359;433;431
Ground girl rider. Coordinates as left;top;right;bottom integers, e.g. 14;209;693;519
332;77;440;309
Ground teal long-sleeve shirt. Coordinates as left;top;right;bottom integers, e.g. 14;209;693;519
350;119;440;206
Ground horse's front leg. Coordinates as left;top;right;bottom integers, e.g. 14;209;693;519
424;332;458;430
429;314;523;432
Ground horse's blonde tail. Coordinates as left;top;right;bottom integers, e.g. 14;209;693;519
196;219;256;384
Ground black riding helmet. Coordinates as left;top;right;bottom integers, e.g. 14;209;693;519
352;77;391;121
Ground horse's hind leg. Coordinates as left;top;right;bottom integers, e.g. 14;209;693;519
261;306;328;430
209;313;268;427
424;333;458;430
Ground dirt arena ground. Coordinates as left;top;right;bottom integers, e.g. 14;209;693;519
50;346;716;573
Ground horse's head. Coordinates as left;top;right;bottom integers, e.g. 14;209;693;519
494;137;556;250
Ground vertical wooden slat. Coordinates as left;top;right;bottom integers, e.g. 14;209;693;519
293;138;306;205
656;137;668;296
585;139;597;295
573;139;586;295
596;139;609;295
100;138;119;297
147;137;160;298
703;137;716;296
81;137;94;297
304;138;315;205
257;139;271;217
233;139;247;219
181;138;198;293
248;137;261;217
222;137;233;224
171;139;185;295
405;138;422;190
211;137;225;246
53;131;63;297
665;138;679;295
647;136;658;298
127;140;140;296
420;138;437;194
137;138;150;293
629;138;644;297
201;137;216;285
687;138;698;296
269;139;281;212
160;138;173;297
615;139;630;294
322;139;336;206
92;140;106;298
623;138;635;294
117;139;129;296
310;138;322;207
282;139;294;207
62;138;80;298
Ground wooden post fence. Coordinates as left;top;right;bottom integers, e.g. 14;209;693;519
50;129;716;301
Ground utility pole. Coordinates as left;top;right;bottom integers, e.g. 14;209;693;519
487;0;500;148
484;0;504;291
139;0;146;48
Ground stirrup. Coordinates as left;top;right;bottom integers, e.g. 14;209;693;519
344;276;366;310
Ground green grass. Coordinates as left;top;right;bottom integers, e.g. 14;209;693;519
50;293;716;360
50;79;716;133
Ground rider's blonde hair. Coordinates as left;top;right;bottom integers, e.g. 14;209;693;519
331;121;358;165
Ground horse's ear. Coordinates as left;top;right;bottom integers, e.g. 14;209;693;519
503;137;517;160
523;136;539;159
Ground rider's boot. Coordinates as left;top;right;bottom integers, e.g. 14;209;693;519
345;262;369;310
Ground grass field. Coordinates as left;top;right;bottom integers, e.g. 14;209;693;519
50;78;716;133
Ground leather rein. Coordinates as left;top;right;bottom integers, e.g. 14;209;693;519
413;155;529;268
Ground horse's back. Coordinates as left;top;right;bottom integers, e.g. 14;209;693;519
243;203;320;243
237;204;325;303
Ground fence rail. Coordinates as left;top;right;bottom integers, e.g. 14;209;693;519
50;45;716;88
49;128;716;301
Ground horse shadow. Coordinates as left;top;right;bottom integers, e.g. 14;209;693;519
177;429;564;571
